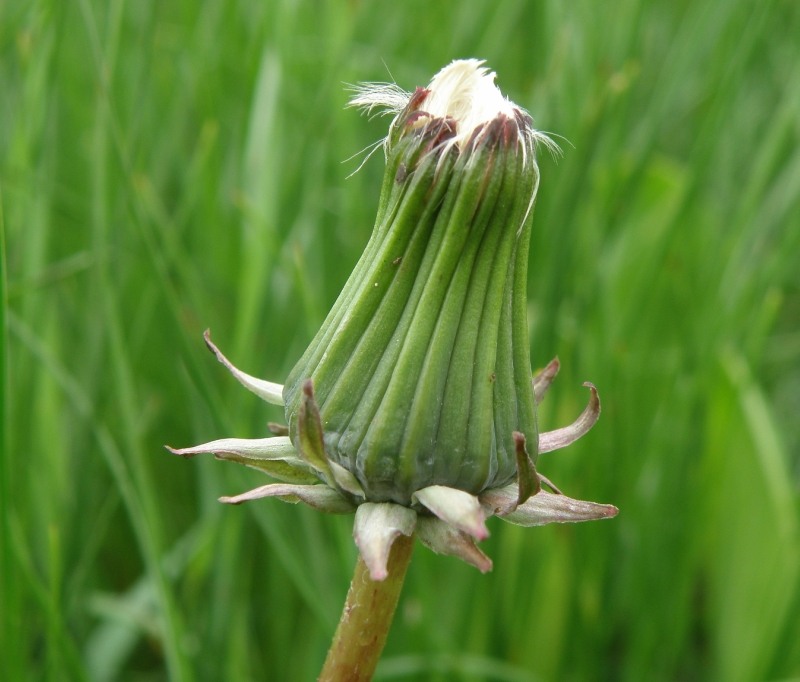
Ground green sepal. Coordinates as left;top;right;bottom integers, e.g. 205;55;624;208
216;453;319;485
296;380;334;484
512;431;540;507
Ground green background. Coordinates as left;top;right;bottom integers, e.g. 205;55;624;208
3;1;799;680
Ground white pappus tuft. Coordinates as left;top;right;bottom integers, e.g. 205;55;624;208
347;59;562;167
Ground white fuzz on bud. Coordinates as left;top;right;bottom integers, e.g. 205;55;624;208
349;58;561;164
423;59;518;146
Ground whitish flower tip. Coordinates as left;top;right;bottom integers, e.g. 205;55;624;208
424;59;515;138
347;59;559;164
426;59;560;160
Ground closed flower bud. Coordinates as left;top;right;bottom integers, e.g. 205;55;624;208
170;59;616;580
283;59;551;504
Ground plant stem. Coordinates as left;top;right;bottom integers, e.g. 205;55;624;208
319;534;415;682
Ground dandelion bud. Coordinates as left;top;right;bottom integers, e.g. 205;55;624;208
283;59;553;504
172;60;616;580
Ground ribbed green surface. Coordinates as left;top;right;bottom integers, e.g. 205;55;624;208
284;110;540;503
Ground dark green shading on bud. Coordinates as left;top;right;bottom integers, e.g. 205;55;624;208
283;80;543;505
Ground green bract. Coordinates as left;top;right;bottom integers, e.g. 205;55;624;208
169;60;617;580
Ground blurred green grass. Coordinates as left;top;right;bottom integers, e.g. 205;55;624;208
2;1;799;680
